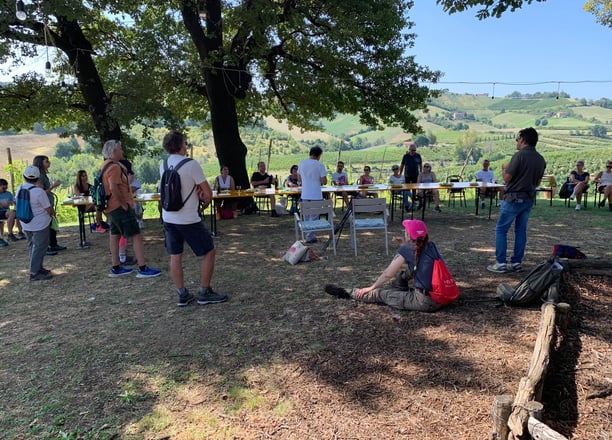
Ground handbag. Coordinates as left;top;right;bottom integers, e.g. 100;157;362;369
284;240;309;265
50;216;59;231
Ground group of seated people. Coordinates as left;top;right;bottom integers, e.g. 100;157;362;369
564;159;612;211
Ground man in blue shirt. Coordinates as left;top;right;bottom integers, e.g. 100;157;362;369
399;141;422;184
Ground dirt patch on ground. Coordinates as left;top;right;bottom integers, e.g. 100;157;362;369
0;207;610;439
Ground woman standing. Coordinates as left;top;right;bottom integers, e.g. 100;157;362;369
33;155;66;254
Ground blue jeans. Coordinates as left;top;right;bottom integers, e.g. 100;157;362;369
495;200;534;265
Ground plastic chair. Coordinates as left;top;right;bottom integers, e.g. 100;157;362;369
349;198;388;256
446;175;466;207
294;199;336;255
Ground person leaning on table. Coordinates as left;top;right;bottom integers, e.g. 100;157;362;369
324;219;448;313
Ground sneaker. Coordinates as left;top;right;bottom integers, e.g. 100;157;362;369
324;284;351;299
49;245;67;252
16;232;26;240
569;193;576;200
39;267;51;275
511;263;523;272
7;234;19;242
0;238;8;247
575;204;581;211
434;206;442;213
109;266;133;277
136;266;162;278
121;255;137;266
94;225;107;233
45;249;58;256
487;262;509;274
177;290;195;307
30;271;53;281
197;287;228;305
481;201;486;209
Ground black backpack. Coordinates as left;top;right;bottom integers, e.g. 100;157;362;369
496;258;563;306
160;158;195;211
15;185;34;223
93;161;117;211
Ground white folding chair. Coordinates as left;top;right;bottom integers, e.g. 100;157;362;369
293;199;336;255
349;198;389;256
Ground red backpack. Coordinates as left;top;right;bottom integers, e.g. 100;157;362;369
430;258;460;304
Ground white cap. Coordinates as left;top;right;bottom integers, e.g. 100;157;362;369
23;165;40;179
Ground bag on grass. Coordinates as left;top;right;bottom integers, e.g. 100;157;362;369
496;258;564;306
553;244;586;259
15;185;34;223
284;240;308;265
558;181;572;199
219;206;234;219
160;158;195;212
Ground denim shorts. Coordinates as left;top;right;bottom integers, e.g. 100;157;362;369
107;207;140;237
164;221;214;256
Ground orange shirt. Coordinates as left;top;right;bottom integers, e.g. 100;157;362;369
102;160;133;213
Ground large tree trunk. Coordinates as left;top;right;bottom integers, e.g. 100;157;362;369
54;18;122;144
180;0;251;189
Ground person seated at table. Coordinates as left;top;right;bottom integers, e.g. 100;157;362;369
75;170;108;233
389;164;412;211
476;159;495;209
568;160;590;211
357;165;377;198
0;178;26;242
213;165;238;220
324;219;453;312
416;163;441;212
284;165;300;214
250;161;278;217
593;160;612;210
331;161;352;206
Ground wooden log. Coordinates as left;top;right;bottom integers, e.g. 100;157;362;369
491;394;513;440
562;259;611;271
555;302;571;330
527;416;568;440
525;400;544;419
507;303;557;438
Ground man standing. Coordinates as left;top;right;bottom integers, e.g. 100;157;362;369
17;166;54;280
298;146;328;243
399;141;422;184
476;159;495;209
101;140;161;278
250;161;278;217
487;128;546;274
160;131;228;307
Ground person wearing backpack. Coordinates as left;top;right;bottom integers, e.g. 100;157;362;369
324;219;457;312
159;130;228;307
32;155;66;255
101;140;161;279
17;166;55;281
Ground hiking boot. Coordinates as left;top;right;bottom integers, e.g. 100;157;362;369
30;271;53;281
511;262;523;272
109;266;133;277
575;204;581;211
49;245;67;251
487;262;508;274
434;206;442;213
45;249;58;256
324;284;351;299
7;234;19;242
16;232;26;240
197;287;228;305
177;290;195;307
0;238;9;247
136;266;162;278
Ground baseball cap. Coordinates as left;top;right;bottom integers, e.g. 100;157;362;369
23;165;40;179
402;219;428;240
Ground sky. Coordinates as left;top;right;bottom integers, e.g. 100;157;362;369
3;1;612;100
408;1;612;100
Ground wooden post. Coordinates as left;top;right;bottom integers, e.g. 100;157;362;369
491;394;513;440
507;302;557;438
525;400;543;419
556;302;571;330
7;147;15;194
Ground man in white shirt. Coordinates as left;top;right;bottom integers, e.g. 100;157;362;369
17;166;55;281
160;131;229;307
389;164;412;211
298;146;328;243
476;159;495;209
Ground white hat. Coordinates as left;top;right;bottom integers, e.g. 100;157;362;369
23;165;40;179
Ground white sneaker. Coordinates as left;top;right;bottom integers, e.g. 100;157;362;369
575;204;581;211
569;193;576;200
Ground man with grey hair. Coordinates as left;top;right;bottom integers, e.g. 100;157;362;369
101;140;161;278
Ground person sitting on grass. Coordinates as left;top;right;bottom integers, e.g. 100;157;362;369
324;219;449;313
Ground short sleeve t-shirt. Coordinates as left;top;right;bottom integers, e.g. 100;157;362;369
159;155;206;225
397;241;440;292
332;171;348;186
17;184;51;232
476;169;495;183
298;158;327;200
